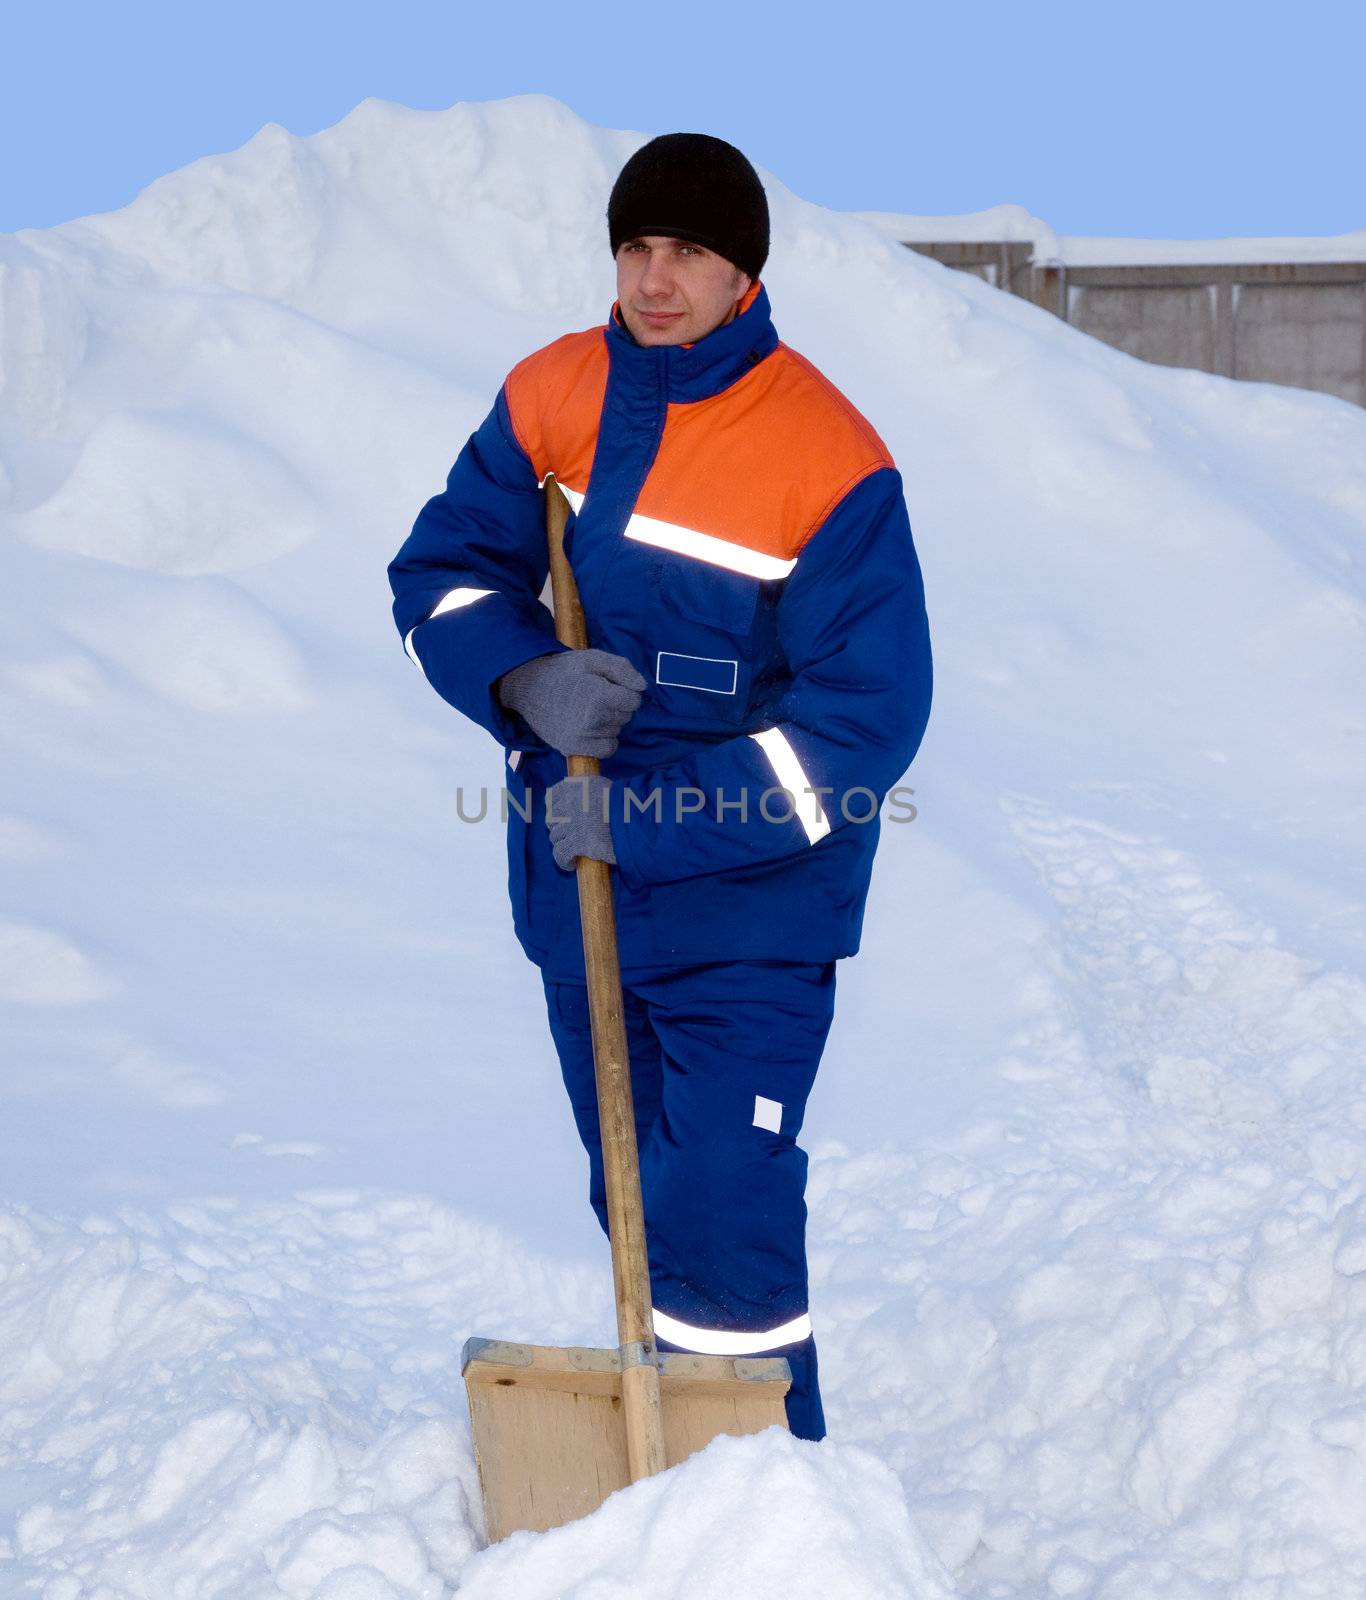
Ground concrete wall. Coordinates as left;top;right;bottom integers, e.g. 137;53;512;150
1234;278;1365;402
906;243;1366;407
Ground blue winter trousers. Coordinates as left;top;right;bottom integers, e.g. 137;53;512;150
541;958;837;1441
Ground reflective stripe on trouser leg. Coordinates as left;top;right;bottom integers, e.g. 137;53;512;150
652;1316;826;1444
651;1307;812;1356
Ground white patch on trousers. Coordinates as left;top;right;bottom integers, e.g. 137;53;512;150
752;1095;783;1134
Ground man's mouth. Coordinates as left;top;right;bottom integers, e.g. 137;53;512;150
638;310;684;324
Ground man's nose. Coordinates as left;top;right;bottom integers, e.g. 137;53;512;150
639;251;674;297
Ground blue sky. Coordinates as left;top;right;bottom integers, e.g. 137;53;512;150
5;0;1362;240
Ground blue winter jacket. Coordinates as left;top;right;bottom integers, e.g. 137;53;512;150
388;283;932;982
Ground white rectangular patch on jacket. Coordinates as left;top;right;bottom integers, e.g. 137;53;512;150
753;1095;783;1134
656;651;738;695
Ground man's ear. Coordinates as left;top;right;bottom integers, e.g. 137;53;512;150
735;272;754;301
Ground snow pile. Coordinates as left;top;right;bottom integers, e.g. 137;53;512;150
814;797;1366;1594
0;1195;572;1595
2;94;1366;1597
458;1430;955;1600
0;1196;954;1597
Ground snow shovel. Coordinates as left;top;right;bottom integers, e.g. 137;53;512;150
460;475;792;1543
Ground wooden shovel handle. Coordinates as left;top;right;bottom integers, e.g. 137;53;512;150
544;476;666;1481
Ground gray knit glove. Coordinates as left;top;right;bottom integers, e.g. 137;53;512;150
497;649;647;758
546;775;617;871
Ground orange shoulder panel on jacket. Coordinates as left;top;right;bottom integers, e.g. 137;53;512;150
636;344;895;563
503;328;609;492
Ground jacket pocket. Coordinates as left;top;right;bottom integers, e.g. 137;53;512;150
647;554;759;727
657;555;759;633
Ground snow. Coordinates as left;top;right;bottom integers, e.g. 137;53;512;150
2;93;1365;1597
20;408;323;576
857;204;1366;265
456;1430;956;1599
858;203;1063;258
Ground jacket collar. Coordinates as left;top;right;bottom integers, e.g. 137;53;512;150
605;281;780;403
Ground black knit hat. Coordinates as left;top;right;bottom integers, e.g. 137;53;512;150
607;133;769;281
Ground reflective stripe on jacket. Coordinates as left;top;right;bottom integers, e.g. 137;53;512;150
388;283;932;980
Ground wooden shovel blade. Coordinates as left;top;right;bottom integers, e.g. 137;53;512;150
461;1337;792;1542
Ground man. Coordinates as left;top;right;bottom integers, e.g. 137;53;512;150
388;133;932;1440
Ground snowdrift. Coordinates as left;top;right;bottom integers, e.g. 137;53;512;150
2;95;1365;1597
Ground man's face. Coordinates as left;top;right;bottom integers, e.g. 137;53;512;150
615;236;753;346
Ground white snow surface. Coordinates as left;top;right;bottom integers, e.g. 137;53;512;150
857;203;1366;265
2;94;1366;1597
